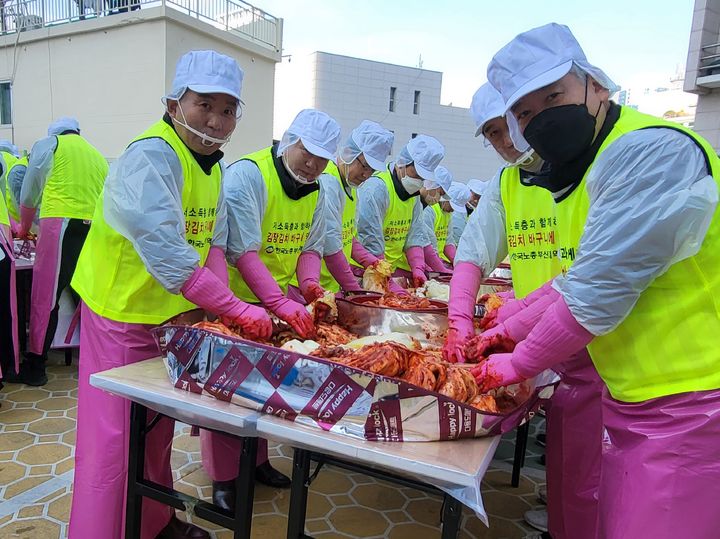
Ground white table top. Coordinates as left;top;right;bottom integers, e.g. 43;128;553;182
90;358;260;437
15;258;33;270
257;414;499;490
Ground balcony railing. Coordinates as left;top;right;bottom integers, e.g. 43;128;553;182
698;41;720;77
0;0;281;50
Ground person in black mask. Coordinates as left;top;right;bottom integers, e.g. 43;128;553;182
482;22;720;539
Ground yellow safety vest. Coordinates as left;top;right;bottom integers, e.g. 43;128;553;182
499;166;562;299
72;120;222;324
319;161;357;292
4;154;26;222
555;106;720;402
0;176;8;227
40;134;108;220
228;147;319;302
375;167;415;272
2;151;18;215
431;204;452;263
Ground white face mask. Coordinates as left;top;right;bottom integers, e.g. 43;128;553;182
401;174;423;195
171;102;232;147
281;152;316;185
507;148;535;168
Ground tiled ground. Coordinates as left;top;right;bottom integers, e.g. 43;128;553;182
0;352;547;538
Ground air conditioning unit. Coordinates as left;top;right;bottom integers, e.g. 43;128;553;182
18;14;43;31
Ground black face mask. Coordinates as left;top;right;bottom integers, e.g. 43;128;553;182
523;77;600;165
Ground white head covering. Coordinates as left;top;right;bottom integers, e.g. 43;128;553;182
467;179;487;196
395;134;444;181
48;117;80;136
448;182;472;212
278;109;341;160
469;83;505;137
0;140;19;156
434;165;453;193
339;120;394;171
164;50;244;102
487;23;618;112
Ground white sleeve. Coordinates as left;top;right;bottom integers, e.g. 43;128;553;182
448;212;467;247
356;176;390;256
320;174;345;256
422;205;438;249
404;198;427;249
223;160;267;265
103;138;197;294
455;168;508;273
303;182;327;256
8;164;26;210
557;128;718;335
20;136;57;208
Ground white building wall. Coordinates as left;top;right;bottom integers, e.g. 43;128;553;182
275;52;502;181
0;6;280;159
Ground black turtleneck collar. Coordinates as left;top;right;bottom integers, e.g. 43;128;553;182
162;113;223;175
271;143;320;200
390;165;419;202
529;101;621;202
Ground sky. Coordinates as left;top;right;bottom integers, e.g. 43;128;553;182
258;0;696;108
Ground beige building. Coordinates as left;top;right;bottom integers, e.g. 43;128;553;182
0;0;283;159
685;0;720;150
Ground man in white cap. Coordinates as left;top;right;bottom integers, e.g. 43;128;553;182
445;81;604;539
421;167;457;273
480;23;720;538
0;140;19;220
200;109;340;505
9;117;108;386
356;134;444;286
466;179;486;210
318;120;395;293
70;50;271;539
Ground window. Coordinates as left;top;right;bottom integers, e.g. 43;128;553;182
0;82;11;125
389;86;397;112
413;90;421;115
411;133;417;139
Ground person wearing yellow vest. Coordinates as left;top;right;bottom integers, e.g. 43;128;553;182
421;167;458;273
6;154;29;234
356;135;444;287
0;140;20;227
443;181;472;263
10;118;108;386
0;170;19;389
68;51;271;539
199;109;340;507
448;81;604;539
481;23;720;538
318;120;394;294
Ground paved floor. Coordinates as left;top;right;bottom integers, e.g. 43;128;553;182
0;352;547;538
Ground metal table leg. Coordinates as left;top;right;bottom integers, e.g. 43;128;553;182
125;401;147;539
233;436;258;539
440;495;463;539
286;448;312;539
511;422;530;487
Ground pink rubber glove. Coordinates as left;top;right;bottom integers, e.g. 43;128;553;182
444;244;457;264
297;251;326;303
509;296;594;379
442;262;483;363
423;245;452;274
9;217;20;238
496;290;515;300
405;246;427;287
19;205;36;239
387;278;410;296
325;250;362;293
204;246;229;285
495;279;557;323
181;266;272;340
351;238;380;268
481;290;561;343
471;353;524;391
236;251;316;338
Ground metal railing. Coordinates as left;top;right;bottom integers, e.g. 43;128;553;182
0;0;280;50
699;41;720;77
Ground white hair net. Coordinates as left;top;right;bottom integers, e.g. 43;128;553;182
0;140;19;156
448;182;472;212
395;134;444;181
339;120;394;171
48;117;80;136
164;50;244;102
434;166;453;192
278;109;341;161
467;179;487;196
